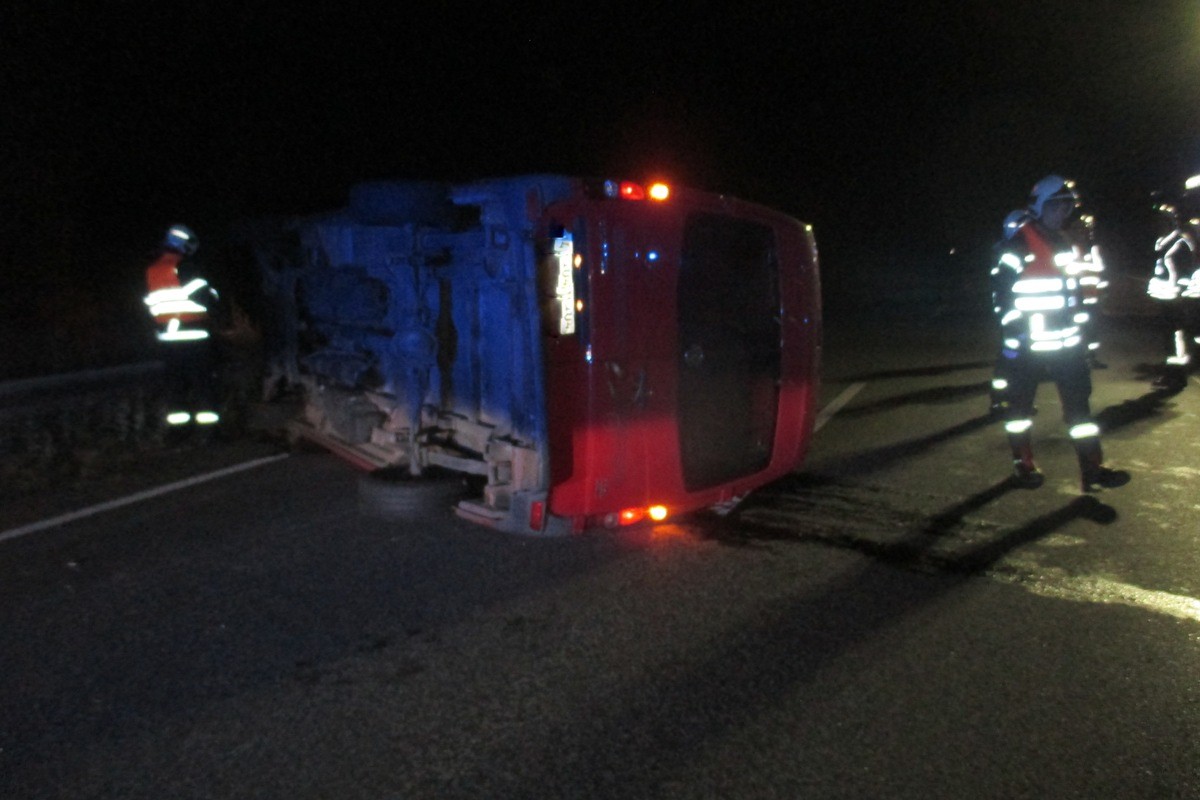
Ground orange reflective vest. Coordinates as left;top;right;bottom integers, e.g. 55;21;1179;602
144;252;212;342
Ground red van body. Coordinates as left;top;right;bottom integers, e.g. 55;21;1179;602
264;176;821;534
537;181;821;530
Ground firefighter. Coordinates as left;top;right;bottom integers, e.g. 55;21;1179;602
989;209;1031;415
1146;200;1200;392
992;176;1129;492
143;224;223;433
1063;205;1109;367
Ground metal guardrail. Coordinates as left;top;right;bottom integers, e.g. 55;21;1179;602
0;361;162;404
0;359;173;508
0;361;167;464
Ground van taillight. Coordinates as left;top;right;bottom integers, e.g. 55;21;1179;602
619;181;645;200
622;506;669;525
600;505;670;528
597;179;671;202
618;507;645;525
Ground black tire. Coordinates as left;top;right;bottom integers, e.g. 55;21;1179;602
284;424;325;454
357;466;468;519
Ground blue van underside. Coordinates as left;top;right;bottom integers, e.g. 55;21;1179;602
273;176;577;532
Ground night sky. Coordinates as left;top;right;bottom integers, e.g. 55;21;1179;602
3;1;1199;376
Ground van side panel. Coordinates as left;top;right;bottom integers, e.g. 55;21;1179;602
544;191;820;521
283;177;576;476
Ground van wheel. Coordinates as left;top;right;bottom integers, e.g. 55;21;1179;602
357;466;467;519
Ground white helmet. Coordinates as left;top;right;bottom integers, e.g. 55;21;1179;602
1028;175;1079;219
164;224;198;255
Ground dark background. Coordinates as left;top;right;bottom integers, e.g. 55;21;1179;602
3;1;1199;378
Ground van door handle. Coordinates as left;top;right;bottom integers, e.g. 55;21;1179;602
632;368;647;407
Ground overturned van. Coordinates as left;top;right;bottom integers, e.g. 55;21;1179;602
258;175;821;534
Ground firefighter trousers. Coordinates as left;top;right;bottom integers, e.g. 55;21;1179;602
161;339;219;419
1002;349;1093;426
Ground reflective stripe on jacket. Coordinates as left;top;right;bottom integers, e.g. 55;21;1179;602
1063;243;1106;305
1147;228;1198;301
993;222;1086;354
144;253;212;342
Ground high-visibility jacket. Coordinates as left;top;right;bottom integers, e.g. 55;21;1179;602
1056;216;1108;308
144;251;214;342
992;221;1087;355
1065;241;1107;306
1148;226;1199;301
1148;223;1200;367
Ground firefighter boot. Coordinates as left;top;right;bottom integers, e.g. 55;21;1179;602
1008;431;1044;489
1076;438;1130;493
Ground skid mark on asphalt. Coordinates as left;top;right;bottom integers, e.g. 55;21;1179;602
731;476;1200;624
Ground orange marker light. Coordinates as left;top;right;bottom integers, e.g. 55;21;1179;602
647;504;668;522
647;182;670;201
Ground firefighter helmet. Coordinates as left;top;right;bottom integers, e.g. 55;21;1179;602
1002;210;1029;239
1028;175;1080;219
163;224;199;255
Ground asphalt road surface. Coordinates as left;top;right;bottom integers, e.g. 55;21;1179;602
2;309;1198;799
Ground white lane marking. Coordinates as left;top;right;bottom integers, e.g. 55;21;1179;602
0;453;290;544
991;569;1200;624
814;382;867;432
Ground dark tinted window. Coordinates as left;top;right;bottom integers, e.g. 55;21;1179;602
677;214;781;490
